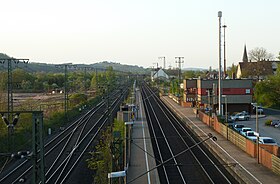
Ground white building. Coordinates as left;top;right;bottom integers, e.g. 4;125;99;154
151;68;169;82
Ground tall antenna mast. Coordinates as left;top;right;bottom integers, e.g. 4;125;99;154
218;11;222;115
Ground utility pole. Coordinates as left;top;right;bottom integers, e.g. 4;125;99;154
95;69;98;96
218;11;222;115
223;24;227;79
158;56;166;69
0;58;29;151
78;66;95;95
0;58;29;116
0;110;45;184
175;57;184;82
152;62;158;88
55;63;76;122
175;56;184;87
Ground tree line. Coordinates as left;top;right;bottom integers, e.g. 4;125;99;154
0;66;118;93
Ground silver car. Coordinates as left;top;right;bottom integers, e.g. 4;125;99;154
259;137;278;145
240;127;252;136
230;112;250;121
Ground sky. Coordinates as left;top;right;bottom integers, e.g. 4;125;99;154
0;0;279;69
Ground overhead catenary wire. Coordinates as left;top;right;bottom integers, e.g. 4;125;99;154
127;134;215;184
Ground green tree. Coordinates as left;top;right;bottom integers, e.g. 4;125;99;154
106;66;116;86
227;63;237;78
254;64;280;107
21;80;32;90
87;127;112;183
182;70;207;79
12;68;35;90
0;71;6;110
69;93;87;107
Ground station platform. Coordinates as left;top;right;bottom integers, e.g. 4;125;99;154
161;96;280;184
126;90;160;184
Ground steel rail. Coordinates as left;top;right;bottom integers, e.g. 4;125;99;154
154;91;232;183
145;84;215;183
0;101;105;183
9;101;107;184
59;93;125;183
141;87;169;182
142;86;186;183
144;83;234;183
46;91;126;183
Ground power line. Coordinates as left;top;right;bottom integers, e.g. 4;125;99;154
0;58;29;151
55;63;76;122
158;56;166;69
130;141;162;164
175;57;184;84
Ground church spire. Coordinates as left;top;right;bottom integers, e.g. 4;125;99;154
242;44;248;62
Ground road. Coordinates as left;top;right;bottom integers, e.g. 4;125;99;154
234;112;280;145
264;107;280;116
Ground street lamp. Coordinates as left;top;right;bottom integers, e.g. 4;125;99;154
222;95;228;122
222;95;228;140
256;105;260;164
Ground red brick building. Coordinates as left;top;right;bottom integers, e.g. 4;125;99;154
183;78;253;114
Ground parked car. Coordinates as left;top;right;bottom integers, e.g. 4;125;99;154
230;111;250;121
233;124;245;132
240;127;252;136
271;120;280;127
245;131;257;141
258;137;278;146
253;106;264;114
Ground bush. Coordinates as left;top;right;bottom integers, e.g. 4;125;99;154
265;119;272;126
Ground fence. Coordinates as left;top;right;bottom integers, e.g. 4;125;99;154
198;110;280;175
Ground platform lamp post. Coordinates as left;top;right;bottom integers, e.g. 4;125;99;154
256;105;260;164
222;95;228;140
207;90;211;127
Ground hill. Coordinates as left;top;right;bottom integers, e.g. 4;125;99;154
0;53;149;74
89;61;148;74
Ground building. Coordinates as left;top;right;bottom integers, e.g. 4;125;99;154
183;78;253;114
183;79;197;106
151;68;169;82
236;45;280;79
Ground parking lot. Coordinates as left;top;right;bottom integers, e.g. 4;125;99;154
234;114;280;144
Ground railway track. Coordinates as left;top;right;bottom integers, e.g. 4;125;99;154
0;88;128;184
140;83;238;184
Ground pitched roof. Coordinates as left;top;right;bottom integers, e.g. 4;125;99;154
239;61;273;77
163;69;178;76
